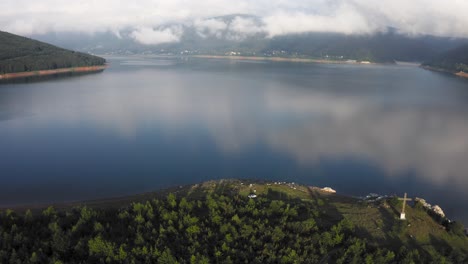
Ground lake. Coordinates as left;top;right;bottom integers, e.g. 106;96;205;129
1;56;468;223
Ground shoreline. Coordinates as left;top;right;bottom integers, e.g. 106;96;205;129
0;179;445;216
0;65;107;80
192;55;374;65
421;65;468;79
456;71;468;78
0;179;349;211
1;178;464;234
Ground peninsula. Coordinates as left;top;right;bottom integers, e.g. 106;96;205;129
0;30;106;80
1;179;466;263
422;44;468;79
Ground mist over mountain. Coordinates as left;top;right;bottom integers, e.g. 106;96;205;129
30;15;468;63
5;0;468;63
5;0;468;39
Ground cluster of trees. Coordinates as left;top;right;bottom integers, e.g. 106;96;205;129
0;31;105;74
0;189;466;263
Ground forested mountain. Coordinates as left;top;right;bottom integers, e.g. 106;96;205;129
0;180;466;263
423;44;468;73
264;31;466;63
0;31;106;74
31;15;468;63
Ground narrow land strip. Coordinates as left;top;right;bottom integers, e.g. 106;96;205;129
192;55;373;65
421;65;468;79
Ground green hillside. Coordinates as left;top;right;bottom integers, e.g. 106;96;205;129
0;179;466;263
0;31;105;74
423;44;468;73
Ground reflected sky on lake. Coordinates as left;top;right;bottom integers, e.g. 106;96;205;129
1;57;468;222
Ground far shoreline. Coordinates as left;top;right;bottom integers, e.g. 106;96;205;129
0;65;107;80
191;55;375;65
421;65;468;79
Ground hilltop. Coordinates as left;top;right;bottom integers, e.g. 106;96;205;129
0;31;105;75
0;179;466;263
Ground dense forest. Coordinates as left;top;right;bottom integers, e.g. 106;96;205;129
0;31;105;74
0;180;466;263
422;44;468;73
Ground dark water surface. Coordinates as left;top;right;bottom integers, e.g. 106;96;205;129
1;56;468;223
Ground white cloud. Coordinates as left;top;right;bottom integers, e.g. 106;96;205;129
2;0;468;38
226;17;265;40
230;17;264;35
194;18;228;38
262;5;379;37
193;16;265;41
130;27;182;45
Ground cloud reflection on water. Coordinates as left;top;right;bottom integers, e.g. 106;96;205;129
6;64;467;193
2;60;468;202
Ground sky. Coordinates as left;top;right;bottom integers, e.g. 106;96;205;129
1;0;468;45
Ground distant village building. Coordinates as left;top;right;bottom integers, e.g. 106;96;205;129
415;198;447;220
415;197;432;210
431;205;445;218
321;187;336;193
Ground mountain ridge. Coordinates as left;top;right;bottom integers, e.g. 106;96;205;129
422;44;468;74
0;30;106;74
29;15;468;63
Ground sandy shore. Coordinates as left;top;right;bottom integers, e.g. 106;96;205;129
456;71;468;78
0;65;107;80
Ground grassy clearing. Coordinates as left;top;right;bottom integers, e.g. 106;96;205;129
187;179;468;254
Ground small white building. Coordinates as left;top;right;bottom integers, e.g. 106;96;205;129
432;205;445;218
400;213;406;220
321;187;336;193
248;194;257;199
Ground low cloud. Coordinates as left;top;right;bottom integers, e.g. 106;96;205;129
2;0;468;39
263;7;378;37
130;27;182;45
230;17;264;36
194;18;228;38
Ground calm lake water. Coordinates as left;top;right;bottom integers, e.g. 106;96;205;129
1;56;468;223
